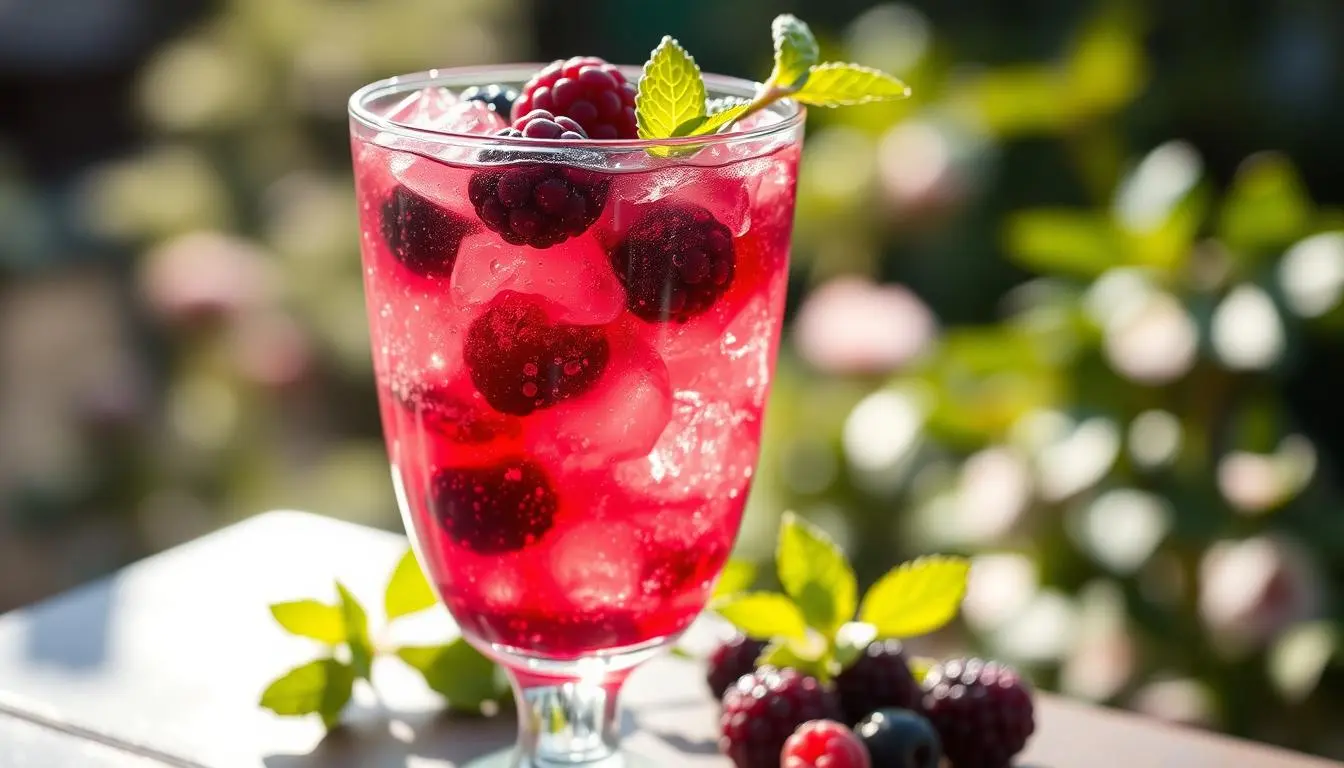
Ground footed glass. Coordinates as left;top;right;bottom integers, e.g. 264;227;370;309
349;65;804;767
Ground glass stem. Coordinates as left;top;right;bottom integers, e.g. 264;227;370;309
509;667;629;768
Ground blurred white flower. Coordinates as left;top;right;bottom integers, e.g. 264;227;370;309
1128;409;1183;469
963;553;1038;632
918;447;1033;545
1034;416;1120;502
1216;435;1316;514
1279;232;1344;318
844;4;931;75
842;389;924;474
794;277;936;376
1211;284;1285;370
1199;536;1323;652
1114;141;1203;232
1070;489;1171;574
1104;291;1198;384
989;588;1078;663
1061;582;1135;701
1130;678;1217;728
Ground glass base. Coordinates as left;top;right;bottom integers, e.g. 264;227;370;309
467;634;677;768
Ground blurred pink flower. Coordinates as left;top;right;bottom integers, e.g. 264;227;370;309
794;277;936;376
227;311;314;389
139;231;277;327
1198;536;1323;652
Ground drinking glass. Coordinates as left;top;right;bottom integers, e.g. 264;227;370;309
349;65;804;767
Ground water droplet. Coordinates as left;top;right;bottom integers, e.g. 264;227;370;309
522;382;539;397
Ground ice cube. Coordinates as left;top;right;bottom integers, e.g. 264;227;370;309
451;233;625;326
616;391;761;505
551;520;642;611
527;320;672;467
389;153;478;226
386;86;460;128
430;100;508;137
669;292;778;409
602;164;760;239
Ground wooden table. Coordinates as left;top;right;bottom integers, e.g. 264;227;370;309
0;510;1337;767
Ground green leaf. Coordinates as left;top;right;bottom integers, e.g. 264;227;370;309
793;63;910;107
335;582;373;680
397;639;508;713
269;600;345;645
636;36;706;142
673;103;753;139
712;559;758;599
259;658;355;729
1219;153;1313;255
858;556;970;638
1005;210;1122;278
758;636;830;680
769;14;819;90
385;549;438;622
776;512;857;635
833;622;878;670
713;592;809;640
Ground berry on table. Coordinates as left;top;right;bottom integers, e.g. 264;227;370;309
781;720;870;768
854;708;941;768
720;667;843;768
464;291;610;416
380;184;474;277
706;635;768;699
460;83;519;116
835;638;924;725
430;459;557;554
468;119;610;249
922;658;1034;768
609;202;736;323
513;56;638;140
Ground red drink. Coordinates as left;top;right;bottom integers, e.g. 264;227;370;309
352;73;801;661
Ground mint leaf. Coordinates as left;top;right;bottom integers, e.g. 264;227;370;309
712;559;758;599
259;658;355;729
397;639;508;714
713;592;808;640
636;36;707;141
270;600;345;645
769;14;819;90
335;582;374;679
758;636;829;680
776;512;857;635
385;549;438;622
793;62;910;107
674;103;753;139
858;556;970;638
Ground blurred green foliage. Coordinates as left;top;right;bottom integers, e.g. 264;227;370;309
4;0;1344;759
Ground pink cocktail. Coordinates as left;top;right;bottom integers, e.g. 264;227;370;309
350;64;803;766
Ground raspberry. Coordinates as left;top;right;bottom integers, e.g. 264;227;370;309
513;57;638;140
390;381;519;445
781;720;870;768
429;459;557;554
706;635;768;699
609;203;736;322
835;639;923;725
468;123;610;248
460;83;519;116
855;709;941;768
380;185;474;277
464;292;610;416
720;667;843;768
922;658;1035;768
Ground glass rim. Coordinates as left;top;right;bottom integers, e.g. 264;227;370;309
348;63;805;153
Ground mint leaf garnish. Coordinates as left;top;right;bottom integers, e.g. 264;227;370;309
398;639;509;714
793;62;911;107
758;636;829;680
858;556;970;638
714;592;809;640
636;36;706;142
335;582;374;679
776;512;857;636
269;600;346;645
385;549;437;622
769;14;819;90
259;658;355;729
674;103;752;139
712;558;758;599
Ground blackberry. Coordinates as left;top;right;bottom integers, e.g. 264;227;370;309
609;202;736;322
430;459;557;554
720;667;843;768
380;184;474;277
460;83;519;116
835;639;923;725
513;56;638;140
706;635;768;699
781;720;870;768
855;709;941;768
464;292;609;416
468;121;609;248
922;658;1034;768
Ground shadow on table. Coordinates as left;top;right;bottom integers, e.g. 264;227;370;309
23;574;116;670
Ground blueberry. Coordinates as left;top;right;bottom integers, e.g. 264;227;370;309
460;84;519;116
855;709;941;768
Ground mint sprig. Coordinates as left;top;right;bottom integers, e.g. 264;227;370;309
711;514;969;682
259;549;509;729
634;13;910;151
